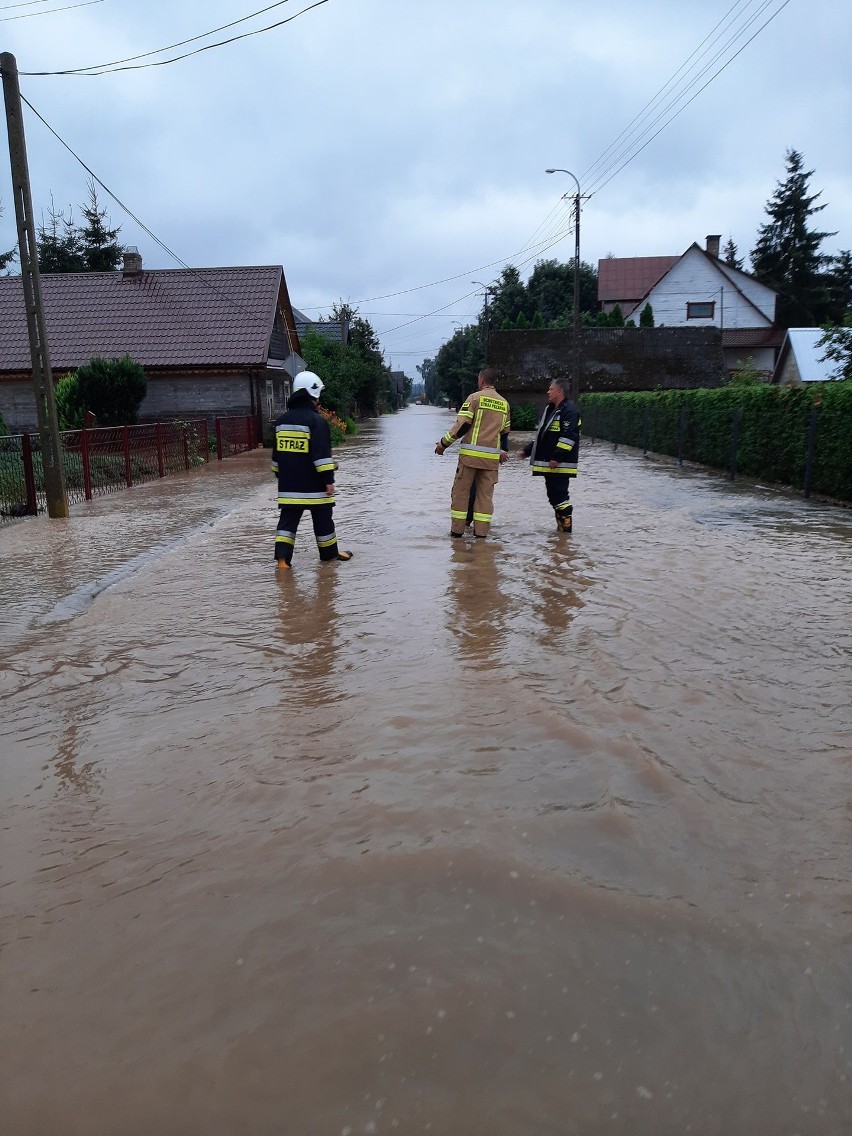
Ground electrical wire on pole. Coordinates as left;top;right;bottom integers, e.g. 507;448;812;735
0;51;68;517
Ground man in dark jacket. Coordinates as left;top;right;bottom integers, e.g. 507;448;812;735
519;377;580;532
271;371;353;570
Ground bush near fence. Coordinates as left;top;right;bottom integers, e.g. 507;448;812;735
580;383;852;503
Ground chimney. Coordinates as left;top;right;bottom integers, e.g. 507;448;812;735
705;234;721;259
122;246;142;275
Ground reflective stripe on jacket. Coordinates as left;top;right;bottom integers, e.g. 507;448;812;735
441;387;511;469
526;399;581;476
272;393;336;507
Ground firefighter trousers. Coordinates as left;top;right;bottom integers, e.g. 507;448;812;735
542;473;573;518
275;503;340;564
451;463;498;537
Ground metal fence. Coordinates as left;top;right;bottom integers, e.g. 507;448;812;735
215;414;256;460
1;416;257;523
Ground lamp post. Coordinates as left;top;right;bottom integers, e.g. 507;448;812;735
471;280;494;362
545;168;582;402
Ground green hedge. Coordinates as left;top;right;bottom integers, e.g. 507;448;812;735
580;383;852;502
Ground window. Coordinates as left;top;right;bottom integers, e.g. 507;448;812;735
687;301;715;320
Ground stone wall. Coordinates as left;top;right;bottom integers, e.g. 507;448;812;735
489;327;727;407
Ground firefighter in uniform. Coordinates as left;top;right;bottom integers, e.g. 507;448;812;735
520;376;580;532
271;371;353;570
435;367;510;539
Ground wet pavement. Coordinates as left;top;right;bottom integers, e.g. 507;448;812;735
1;405;851;1135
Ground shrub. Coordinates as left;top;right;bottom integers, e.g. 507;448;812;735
74;354;147;426
55;373;87;429
510;402;539;430
580;384;852;501
319;405;348;446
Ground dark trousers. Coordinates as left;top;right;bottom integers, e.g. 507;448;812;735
543;473;573;515
275;503;339;564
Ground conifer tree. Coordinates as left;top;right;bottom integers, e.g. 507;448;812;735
37;200;86;272
750;149;835;327
36;181;124;273
723;237;744;271
79;179;124;271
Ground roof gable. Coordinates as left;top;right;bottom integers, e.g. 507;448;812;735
0;265;294;373
774;328;838;382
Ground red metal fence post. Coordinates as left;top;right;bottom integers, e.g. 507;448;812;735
81;424;93;500
182;424;189;469
22;432;38;514
216;418;223;461
156;422;164;478
123;426;132;487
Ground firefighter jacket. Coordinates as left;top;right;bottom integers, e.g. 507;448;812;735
271;391;336;507
440;385;511;469
524;398;580;476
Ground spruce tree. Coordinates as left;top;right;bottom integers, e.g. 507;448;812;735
826;250;852;323
723;237;744;271
79;180;124;271
37;201;86;272
750;149;835;327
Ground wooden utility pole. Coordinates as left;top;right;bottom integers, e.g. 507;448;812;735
1;52;67;517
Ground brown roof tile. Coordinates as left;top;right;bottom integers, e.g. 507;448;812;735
0;265;287;373
721;327;784;348
598;256;679;303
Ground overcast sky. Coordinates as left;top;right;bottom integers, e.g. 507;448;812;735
1;0;850;378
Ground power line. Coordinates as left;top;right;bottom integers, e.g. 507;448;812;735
19;93;261;318
581;0;754;190
583;0;793;199
1;0;105;19
20;0;331;75
351;0;794;345
0;1;56;10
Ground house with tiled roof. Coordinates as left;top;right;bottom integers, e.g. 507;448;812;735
598;236;783;377
598;255;679;315
0;249;302;436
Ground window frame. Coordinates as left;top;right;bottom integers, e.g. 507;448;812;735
686;300;715;320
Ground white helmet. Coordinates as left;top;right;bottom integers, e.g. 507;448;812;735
293;370;324;397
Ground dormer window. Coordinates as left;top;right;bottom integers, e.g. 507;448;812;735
687;301;715;319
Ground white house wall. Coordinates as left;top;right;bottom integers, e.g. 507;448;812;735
637;247;773;329
720;265;776;322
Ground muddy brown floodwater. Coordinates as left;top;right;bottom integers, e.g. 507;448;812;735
1;405;851;1136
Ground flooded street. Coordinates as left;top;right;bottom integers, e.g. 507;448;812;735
2;405;851;1135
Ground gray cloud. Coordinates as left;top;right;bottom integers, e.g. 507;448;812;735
2;0;849;375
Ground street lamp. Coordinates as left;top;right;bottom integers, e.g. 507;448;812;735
546;168;582;401
471;280;494;362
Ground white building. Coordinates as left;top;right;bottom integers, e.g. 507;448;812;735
598;236;783;377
